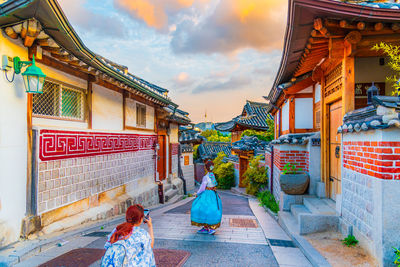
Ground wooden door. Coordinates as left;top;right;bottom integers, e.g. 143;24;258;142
157;135;166;180
239;157;248;188
329;101;342;200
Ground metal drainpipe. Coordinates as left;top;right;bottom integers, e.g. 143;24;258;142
177;144;187;195
270;146;274;195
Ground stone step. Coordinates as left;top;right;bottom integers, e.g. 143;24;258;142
164;183;172;192
164;188;179;202
303;198;336;216
290;204;311;223
165;194;182;205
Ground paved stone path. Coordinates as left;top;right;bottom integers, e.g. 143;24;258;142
16;190;312;267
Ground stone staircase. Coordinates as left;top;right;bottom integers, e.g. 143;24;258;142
163;182;181;203
279;197;339;235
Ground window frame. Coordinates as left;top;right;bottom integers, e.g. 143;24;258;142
136;103;146;128
32;78;87;122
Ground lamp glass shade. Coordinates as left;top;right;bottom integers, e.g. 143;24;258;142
21;57;46;94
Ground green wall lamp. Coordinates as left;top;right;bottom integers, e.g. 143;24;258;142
13;55;46;94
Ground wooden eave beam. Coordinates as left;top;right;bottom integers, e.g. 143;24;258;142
36;55;89;81
283;77;314;95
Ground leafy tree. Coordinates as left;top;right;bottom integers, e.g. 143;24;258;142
372;42;400;96
241;118;274;142
243;156;269;195
201;130;231;142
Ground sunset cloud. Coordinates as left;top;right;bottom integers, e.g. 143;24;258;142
172;72;195;89
113;0;201;31
192;75;250;94
171;0;287;54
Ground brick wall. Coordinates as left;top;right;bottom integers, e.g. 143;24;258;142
37;150;155;214
273;148;309;172
343;141;400;180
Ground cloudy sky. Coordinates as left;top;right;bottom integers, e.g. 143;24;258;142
58;0;287;123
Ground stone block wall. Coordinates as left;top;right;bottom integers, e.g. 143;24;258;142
37;150;155;214
36;129;158;215
341;129;400;266
181;152;195;193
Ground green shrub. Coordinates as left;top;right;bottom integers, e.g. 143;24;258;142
213;152;235;189
258;190;279;213
241;119;274;142
243;156;269;195
394;247;400;266
342;235;359;247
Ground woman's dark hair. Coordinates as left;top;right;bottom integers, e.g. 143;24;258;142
110;204;144;244
205;160;214;172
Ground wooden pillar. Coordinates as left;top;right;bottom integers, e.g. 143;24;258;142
289;96;295;133
87;77;93;129
320;76;329;197
26;93;33;215
342;55;355;117
122;91;127;130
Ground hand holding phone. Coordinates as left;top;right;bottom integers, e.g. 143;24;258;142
143;209;150;223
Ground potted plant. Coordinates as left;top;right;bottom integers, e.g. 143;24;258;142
279;163;309;195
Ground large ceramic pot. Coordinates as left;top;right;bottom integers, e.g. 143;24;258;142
279;172;310;195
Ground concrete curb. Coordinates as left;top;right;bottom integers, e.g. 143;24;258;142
0;197;186;266
230;187;256;199
278;212;332;267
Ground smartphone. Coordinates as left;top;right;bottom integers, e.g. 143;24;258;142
143;209;150;223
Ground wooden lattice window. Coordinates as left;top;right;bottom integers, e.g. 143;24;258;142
33;80;86;121
136;103;146;127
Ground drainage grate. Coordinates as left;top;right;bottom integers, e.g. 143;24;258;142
84;231;110;237
268;239;296;248
229;218;258;228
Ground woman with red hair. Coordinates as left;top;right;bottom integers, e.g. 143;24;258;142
101;204;155;267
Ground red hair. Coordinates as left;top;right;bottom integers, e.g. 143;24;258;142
110;204;144;244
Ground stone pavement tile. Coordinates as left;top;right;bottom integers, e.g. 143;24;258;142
271;247;312;267
249;198;291;241
14;255;53;267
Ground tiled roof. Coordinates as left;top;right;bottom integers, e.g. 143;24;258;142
164;105;191;124
338;96;400;133
179;128;204;143
181;144;193;153
232;135;269;152
215;100;273;132
270;133;317;145
197;142;232;160
334;1;400;9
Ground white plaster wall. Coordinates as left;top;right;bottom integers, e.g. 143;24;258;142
281;102;289;132
315;83;321;103
355;57;397;95
295;98;313;129
0;34;28;245
169;123;179;143
92;84;123;131
125;98;154;131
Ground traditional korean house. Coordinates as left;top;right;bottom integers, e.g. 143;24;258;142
215;100;273;142
265;0;400;265
0;0;190;248
215;100;273;187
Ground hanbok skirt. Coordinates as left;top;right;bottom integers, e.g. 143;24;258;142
191;189;222;229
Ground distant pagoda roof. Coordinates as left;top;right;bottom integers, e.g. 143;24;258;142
215;100;273;132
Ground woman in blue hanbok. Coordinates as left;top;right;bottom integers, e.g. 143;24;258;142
101;204;155;267
191;160;223;234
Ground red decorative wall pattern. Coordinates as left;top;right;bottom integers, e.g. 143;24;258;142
39;129;157;161
343;141;400;180
171;143;180;156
